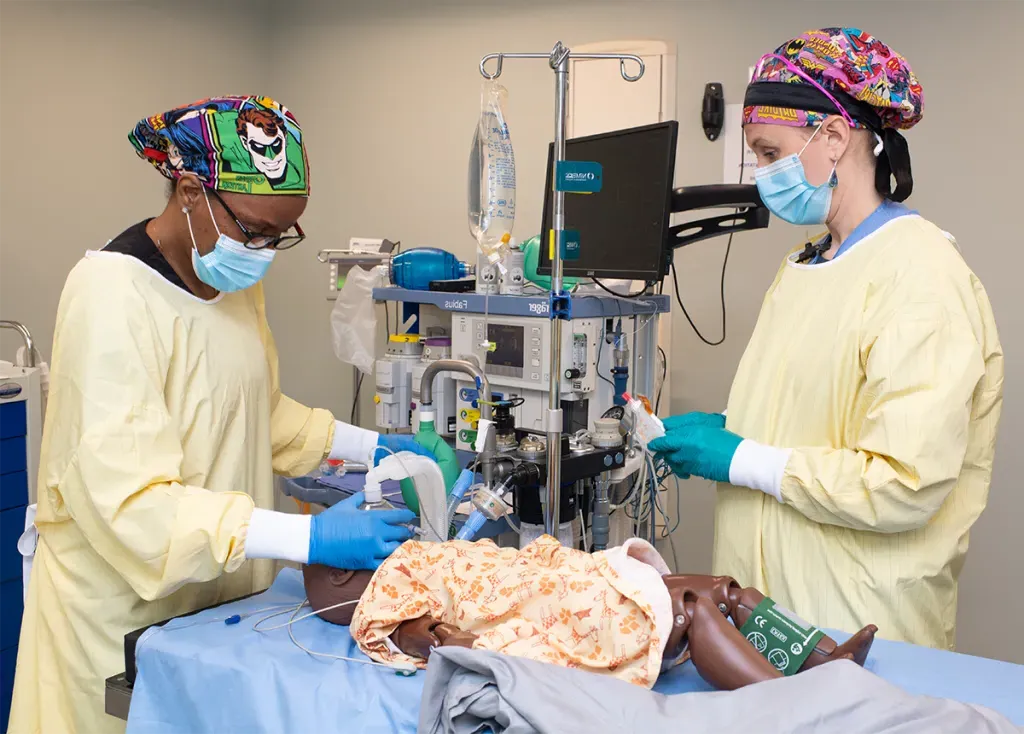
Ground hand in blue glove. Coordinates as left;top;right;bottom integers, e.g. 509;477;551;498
374;434;437;466
649;422;743;484
308;491;415;570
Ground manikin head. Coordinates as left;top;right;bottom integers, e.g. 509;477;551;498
303;564;374;625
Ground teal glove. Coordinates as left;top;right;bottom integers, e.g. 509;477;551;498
375;434;437;467
663;411;726;432
308;491;415;570
649;423;743;483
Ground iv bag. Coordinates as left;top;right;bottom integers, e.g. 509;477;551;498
330;265;377;374
468;80;516;263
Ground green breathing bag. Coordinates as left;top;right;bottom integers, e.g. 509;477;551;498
522;234;580;291
400;417;461;513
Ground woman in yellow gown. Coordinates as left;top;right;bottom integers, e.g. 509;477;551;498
652;29;1003;651
9;96;430;734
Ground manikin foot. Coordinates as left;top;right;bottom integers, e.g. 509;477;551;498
817;624;877;667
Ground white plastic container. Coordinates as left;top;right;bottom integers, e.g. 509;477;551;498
622;392;665;444
499;239;525;295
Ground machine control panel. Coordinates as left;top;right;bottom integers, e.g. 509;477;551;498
451;314;607;451
451;315;599;395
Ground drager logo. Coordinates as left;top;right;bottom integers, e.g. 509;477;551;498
563;172;596;182
528;302;549;315
444;299;469;310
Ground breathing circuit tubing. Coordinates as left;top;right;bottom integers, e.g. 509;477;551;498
251;599;418;676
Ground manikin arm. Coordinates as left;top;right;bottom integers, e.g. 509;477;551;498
666;575;876;673
391;616;478;659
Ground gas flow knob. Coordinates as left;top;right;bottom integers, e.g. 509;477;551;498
564;368;581;380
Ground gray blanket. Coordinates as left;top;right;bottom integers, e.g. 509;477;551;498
418;648;1020;734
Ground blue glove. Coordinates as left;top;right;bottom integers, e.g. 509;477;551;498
663;411;726;431
374;434;437;466
649;423;743;483
308;491;415;570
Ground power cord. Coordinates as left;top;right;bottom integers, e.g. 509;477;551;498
671;111;748;346
351;372;364;424
591;278;652;299
595;318;615;388
655;346;667;414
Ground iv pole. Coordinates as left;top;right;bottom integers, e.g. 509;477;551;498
479;42;644;538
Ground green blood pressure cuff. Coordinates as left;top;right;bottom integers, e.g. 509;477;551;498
737;597;825;676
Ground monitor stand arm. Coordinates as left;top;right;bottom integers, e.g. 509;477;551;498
664;184;770;254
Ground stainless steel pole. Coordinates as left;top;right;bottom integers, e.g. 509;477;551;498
544;43;570;537
476;44;643;541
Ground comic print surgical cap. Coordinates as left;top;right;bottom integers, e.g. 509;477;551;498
129;95;309;195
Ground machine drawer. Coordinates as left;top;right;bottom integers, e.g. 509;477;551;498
0;401;26;441
0;437;26;476
0;472;27;512
0;506;26;583
1;643;17;734
0;579;23;651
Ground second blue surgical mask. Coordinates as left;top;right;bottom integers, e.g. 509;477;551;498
754;125;838;226
187;191;275;292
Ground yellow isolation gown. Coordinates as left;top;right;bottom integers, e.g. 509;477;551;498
9;251;334;734
714;215;1003;651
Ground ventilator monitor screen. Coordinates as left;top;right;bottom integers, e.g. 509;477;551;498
538;121;678;283
486;323;524;379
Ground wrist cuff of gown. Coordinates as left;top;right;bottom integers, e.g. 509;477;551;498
729;440;791;502
329;420;380;464
245;508;311;564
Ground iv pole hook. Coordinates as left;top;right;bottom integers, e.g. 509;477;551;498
480;54;504;80
549;42;570;69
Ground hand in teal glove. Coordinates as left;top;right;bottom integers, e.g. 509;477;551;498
374;434;437;467
649;421;743;483
308;491;415;570
663;411;726;432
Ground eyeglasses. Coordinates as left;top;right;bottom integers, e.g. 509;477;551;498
208;189;306;250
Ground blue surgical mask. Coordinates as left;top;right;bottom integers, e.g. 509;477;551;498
187;191;276;292
754;125;838;226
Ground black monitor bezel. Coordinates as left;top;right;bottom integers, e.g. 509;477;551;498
537;120;679;282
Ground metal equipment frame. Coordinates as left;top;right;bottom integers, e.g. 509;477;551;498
478;41;645;536
0;320;38;367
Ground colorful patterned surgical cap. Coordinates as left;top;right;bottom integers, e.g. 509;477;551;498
744;28;923;132
129;95;309;196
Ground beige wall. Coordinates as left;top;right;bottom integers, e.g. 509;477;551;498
2;0;1021;663
0;0;270;363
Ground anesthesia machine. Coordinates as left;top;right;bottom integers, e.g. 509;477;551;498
318;43;769;550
